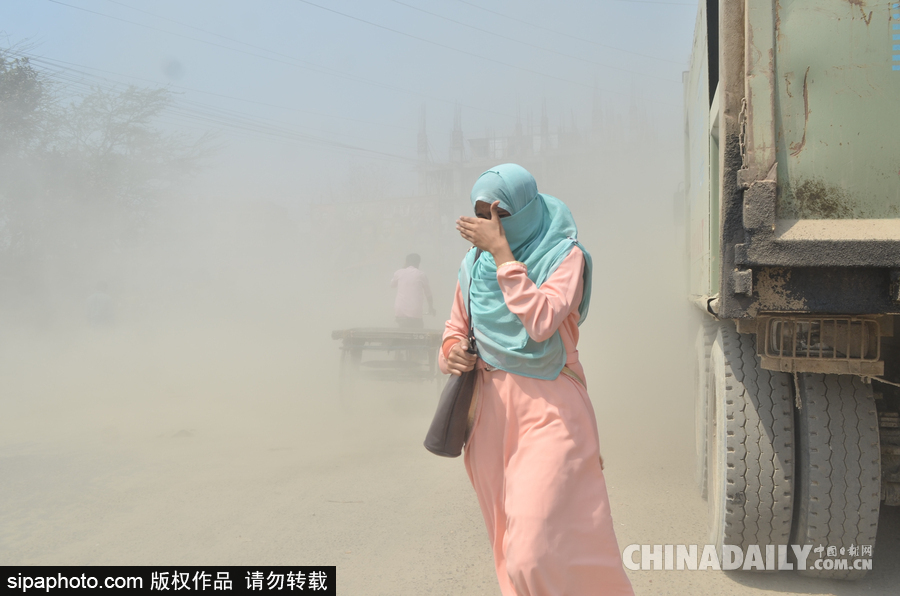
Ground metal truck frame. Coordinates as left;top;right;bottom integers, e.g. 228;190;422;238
686;0;900;579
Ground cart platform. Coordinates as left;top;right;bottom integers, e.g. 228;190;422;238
332;327;444;385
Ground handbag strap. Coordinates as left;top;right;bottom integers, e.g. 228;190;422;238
465;249;482;355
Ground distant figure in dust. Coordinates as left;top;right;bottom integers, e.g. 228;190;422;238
86;282;115;327
391;253;435;328
441;164;634;595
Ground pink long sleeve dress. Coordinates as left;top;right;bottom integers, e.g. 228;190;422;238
439;247;634;596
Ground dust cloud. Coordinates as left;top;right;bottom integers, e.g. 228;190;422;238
3;2;897;595
0;66;690;590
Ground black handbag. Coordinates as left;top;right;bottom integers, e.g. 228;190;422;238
424;249;481;457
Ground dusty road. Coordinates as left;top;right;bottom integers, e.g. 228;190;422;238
2;214;899;595
2;308;899;596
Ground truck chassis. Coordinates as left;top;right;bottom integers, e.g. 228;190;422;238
686;0;900;579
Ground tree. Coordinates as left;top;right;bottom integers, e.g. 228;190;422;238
0;53;47;160
0;51;51;261
45;86;214;249
0;48;214;302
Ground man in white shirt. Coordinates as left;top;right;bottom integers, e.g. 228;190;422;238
391;253;434;328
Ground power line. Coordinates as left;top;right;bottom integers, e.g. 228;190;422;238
27;52;415;134
386;0;678;83
40;0;681;135
450;0;686;65
51;0;679;110
612;1;695;6
11;50;420;163
26;55;405;144
292;0;674;101
45;0;515;120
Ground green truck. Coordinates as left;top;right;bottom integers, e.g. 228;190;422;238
686;0;900;578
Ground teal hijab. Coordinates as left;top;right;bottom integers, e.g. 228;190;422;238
459;163;593;380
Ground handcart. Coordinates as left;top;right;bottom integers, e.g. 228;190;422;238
331;327;444;397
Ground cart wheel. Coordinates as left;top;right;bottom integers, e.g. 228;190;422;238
339;348;360;402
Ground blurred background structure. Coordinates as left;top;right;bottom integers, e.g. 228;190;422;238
8;2;898;594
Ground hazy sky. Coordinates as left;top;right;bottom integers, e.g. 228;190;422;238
2;0;698;201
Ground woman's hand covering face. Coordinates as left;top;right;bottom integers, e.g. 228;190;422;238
456;201;515;264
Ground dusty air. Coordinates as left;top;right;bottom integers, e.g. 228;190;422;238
1;1;899;595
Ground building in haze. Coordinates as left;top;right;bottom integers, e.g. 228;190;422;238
309;94;657;315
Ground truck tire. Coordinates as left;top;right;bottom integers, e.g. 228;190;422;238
791;374;880;579
695;320;716;499
708;323;795;558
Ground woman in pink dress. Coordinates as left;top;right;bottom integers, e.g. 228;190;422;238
440;164;634;596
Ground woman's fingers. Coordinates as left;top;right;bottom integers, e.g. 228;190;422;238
456;217;488;232
447;362;474;376
456;221;478;237
448;351;476;367
456;218;490;247
456;211;506;253
456;228;478;245
447;342;476;375
450;341;476;359
447;359;472;376
446;340;475;374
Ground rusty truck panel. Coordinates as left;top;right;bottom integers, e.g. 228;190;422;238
774;0;900;222
689;3;900;573
687;0;900;319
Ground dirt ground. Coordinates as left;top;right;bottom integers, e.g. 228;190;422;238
1;201;898;594
2;302;899;596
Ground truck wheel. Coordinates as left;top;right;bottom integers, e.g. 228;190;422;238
695;320;716;499
791;374;880;579
708;323;795;558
